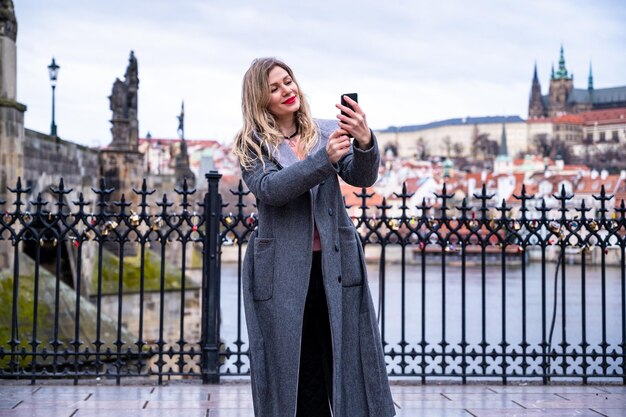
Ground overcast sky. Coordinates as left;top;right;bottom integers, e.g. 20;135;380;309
15;0;626;147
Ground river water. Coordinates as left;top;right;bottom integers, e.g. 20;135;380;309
218;254;625;377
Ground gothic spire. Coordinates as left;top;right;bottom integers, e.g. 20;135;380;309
587;62;594;91
529;61;547;118
550;63;555;80
499;123;508;157
556;45;569;79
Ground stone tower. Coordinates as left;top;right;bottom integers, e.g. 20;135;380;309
100;51;144;203
528;63;546;119
0;0;26;269
0;0;25;198
547;46;574;117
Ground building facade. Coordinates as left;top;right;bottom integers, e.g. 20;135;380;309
528;46;626;119
375;116;529;160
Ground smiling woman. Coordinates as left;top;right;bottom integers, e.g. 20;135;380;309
232;57;395;417
267;66;300;122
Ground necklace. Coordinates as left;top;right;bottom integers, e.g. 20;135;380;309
284;129;298;140
283;128;299;148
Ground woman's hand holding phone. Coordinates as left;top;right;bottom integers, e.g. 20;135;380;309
326;129;351;164
336;94;372;149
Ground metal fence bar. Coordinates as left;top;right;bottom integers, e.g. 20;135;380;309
201;171;222;383
1;175;625;384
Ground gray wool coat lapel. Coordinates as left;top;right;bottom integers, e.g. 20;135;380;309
275;140;300;168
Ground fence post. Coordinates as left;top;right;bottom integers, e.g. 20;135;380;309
201;171;222;383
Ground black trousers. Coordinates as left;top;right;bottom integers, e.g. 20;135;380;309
296;251;333;417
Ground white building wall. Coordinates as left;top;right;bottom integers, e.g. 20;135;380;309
376;121;528;159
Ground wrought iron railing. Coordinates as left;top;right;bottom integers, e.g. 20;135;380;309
0;174;222;384
0;174;624;384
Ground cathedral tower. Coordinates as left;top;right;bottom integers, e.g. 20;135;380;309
547;45;574;117
528;62;546;118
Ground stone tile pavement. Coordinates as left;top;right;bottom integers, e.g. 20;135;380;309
0;380;625;416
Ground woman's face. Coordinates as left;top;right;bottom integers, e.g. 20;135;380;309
266;65;300;120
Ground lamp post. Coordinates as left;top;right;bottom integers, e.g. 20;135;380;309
146;131;152;174
47;58;60;137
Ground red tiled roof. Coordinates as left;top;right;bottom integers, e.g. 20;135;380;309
574;174;620;194
553;114;583;124
561;164;591;172
341;183;382;208
577;108;626;126
524;108;626;126
464;172;494;184
403;178;421;194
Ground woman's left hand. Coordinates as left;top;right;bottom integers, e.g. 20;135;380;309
336;95;372;149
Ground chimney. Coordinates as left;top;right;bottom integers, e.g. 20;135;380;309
600;169;609;180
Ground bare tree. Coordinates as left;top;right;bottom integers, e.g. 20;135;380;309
532;134;575;164
472;132;498;160
532;133;551;157
586;143;626;172
441;136;452;157
453;142;465;157
416;137;429;160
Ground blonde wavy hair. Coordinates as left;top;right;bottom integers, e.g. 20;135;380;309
233;58;318;171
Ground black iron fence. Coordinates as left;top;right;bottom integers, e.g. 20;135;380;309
0;174;624;385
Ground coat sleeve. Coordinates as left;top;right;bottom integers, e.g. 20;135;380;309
241;146;338;207
336;130;381;188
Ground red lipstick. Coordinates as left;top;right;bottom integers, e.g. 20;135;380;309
284;96;296;105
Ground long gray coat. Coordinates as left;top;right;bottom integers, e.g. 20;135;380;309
241;119;395;417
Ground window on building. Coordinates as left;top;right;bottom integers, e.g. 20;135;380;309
586;133;593;143
539;181;553;195
613;131;619;142
599;132;606;142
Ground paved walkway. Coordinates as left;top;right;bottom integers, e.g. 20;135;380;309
0;380;625;416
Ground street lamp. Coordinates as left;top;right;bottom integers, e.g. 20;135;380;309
146;131;152;174
47;57;60;137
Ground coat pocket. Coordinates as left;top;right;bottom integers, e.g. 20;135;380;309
252;237;275;301
338;226;364;287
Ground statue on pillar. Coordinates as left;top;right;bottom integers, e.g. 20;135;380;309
109;79;126;119
0;1;17;42
174;101;195;189
107;51;139;151
177;101;185;140
125;51;138;87
101;51;144;206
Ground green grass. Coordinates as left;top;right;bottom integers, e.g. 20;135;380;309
0;252;149;371
0;272;51;368
90;248;189;295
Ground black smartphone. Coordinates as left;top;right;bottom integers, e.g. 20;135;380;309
340;93;358;118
